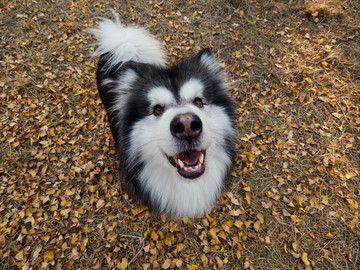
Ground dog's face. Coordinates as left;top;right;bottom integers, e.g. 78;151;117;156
120;50;235;183
130;78;232;180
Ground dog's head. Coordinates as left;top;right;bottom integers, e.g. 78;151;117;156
114;49;236;184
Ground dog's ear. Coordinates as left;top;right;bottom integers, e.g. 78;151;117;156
196;48;220;74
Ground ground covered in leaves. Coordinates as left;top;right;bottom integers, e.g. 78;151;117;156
1;0;359;269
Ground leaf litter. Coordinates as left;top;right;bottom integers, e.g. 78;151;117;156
0;0;359;269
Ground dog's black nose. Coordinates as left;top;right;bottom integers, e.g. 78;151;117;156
170;113;202;140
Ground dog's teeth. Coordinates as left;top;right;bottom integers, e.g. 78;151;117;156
178;159;184;169
199;153;204;164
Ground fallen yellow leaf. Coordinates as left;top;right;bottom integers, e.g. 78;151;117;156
346;198;355;208
323;249;333;261
43;250;54;261
301;252;310;266
209;228;220;244
321;196;328;205
332;112;344;119
151;231;158;241
349;217;359;229
325;232;335;239
253;220;261;231
175;259;182;267
245;193;251;204
40;234;50;243
257;213;264;223
96;199;105;209
291;215;301;224
345;172;357;179
120;258;128;270
60;208;71;216
229;209;243;217
84;224;90;233
28;169;37;177
234;220;243;228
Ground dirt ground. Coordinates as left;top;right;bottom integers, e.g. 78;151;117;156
1;0;359;269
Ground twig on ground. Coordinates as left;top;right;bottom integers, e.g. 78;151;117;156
355;240;360;266
119;234;145;266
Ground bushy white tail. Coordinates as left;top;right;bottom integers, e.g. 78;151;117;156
89;12;167;68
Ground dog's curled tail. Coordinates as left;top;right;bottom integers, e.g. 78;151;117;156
89;11;167;69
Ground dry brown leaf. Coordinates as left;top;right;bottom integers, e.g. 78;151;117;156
161;258;171;269
15;250;24;261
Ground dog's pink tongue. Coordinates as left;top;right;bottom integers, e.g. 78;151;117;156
175;151;201;166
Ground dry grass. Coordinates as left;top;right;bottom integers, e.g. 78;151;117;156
1;0;359;269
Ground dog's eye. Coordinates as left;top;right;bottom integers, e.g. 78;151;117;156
153;105;164;116
193;97;203;108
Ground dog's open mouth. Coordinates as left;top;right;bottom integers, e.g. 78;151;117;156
167;150;206;179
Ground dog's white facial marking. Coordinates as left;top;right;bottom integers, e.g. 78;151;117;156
179;78;204;102
147;86;175;108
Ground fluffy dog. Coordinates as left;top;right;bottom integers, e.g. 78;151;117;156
89;14;236;218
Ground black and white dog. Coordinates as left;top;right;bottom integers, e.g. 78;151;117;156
90;14;236;218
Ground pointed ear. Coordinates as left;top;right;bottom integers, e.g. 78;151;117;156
196;48;220;73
